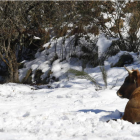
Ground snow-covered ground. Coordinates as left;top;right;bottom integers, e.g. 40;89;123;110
1;63;140;140
3;31;140;139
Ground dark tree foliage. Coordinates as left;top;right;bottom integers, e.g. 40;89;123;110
0;1;140;83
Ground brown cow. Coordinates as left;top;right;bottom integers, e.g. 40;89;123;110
117;65;140;123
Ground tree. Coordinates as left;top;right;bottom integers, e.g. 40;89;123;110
0;1;47;82
124;1;140;52
0;2;22;82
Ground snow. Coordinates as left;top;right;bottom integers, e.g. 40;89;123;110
11;27;140;139
33;36;41;40
51;59;69;78
68;23;73;28
104;51;140;67
19;33;96;83
1;59;140;140
97;34;112;58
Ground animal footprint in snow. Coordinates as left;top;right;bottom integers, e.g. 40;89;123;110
74;100;83;105
23;112;30;117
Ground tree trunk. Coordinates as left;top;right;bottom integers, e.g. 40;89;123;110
8;61;19;83
13;63;19;83
8;48;19;83
8;61;14;82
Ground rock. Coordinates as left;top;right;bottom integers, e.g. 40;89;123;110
113;53;133;67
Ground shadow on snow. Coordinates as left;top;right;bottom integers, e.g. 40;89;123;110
78;109;123;122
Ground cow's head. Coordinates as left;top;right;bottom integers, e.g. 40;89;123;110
117;66;140;99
